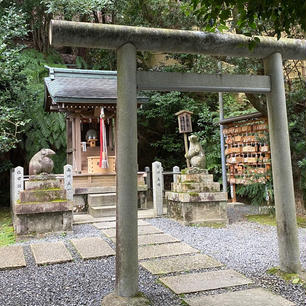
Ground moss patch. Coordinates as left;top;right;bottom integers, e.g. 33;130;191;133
0;208;15;247
188;192;199;197
267;267;305;287
246;214;276;226
297;216;306;228
34;188;61;191
17;199;67;204
246;214;306;228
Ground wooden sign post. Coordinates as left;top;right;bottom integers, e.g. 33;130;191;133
175;110;193;168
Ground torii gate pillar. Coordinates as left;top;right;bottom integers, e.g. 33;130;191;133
102;43;150;304
115;42;138;296
264;52;301;273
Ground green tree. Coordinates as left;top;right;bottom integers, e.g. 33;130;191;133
185;0;306;39
0;6;30;152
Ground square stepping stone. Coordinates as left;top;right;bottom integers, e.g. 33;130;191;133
112;233;180;246
102;225;163;238
183;288;295;306
140;253;223;274
31;242;73;265
0;246;26;270
139;242;198;260
159;269;253;294
94;219;150;229
71;237;115;259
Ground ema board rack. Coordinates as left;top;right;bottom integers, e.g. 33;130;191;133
223;118;271;186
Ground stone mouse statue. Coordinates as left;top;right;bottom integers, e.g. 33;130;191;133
29;149;55;175
185;135;206;169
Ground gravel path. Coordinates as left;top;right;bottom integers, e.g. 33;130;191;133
0;217;305;306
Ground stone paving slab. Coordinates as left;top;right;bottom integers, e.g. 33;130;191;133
159;269;253;294
140;253;222;274
138;208;167;218
102;225;163;238
73;214;116;225
0;246;26;270
71;237;115;259
73;209;168;225
93;219;150;229
31;242;73;265
183;288;295;306
139;242;198;260
112;233;180;246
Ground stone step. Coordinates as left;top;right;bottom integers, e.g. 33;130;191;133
31;242;73;266
0;246;26;270
88;205;116;218
166;191;228;203
25;179;61;190
19;189;66;203
71;237;115;259
88;193;116;207
159;269;253;294
178;173;212;183
184;288;295;306
140;253;222;275
171;182;220;193
102;225;163;238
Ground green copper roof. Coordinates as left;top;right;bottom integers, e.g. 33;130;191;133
44;66;147;111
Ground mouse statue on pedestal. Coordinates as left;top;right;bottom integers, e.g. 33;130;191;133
185;135;206;172
29;148;55;176
166;134;227;226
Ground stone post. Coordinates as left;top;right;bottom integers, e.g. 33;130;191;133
152;161;163;216
161;165;164;192
264;52;301;273
64;164;73;201
115;43;138;297
14;166;24;203
173;166;180;183
144;166;151;190
10;168;15;206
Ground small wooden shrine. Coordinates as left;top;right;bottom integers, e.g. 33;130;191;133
44;66;147;191
221;112;271;201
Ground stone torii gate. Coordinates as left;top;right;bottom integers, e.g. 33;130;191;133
49;20;306;303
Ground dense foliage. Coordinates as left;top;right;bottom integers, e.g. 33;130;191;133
0;7;30;153
185;0;306;39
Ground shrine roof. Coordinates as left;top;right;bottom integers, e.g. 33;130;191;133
44;66;147;112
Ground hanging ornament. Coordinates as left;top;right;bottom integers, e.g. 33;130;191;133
99;107;109;168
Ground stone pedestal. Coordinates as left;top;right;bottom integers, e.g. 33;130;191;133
13;175;73;235
165;170;228;226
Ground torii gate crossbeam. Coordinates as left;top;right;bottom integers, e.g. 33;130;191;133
49;20;305;304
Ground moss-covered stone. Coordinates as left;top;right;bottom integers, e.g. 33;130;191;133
188;192;199;197
19;189;66;203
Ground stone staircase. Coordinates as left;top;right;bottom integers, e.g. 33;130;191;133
88;193;116;218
